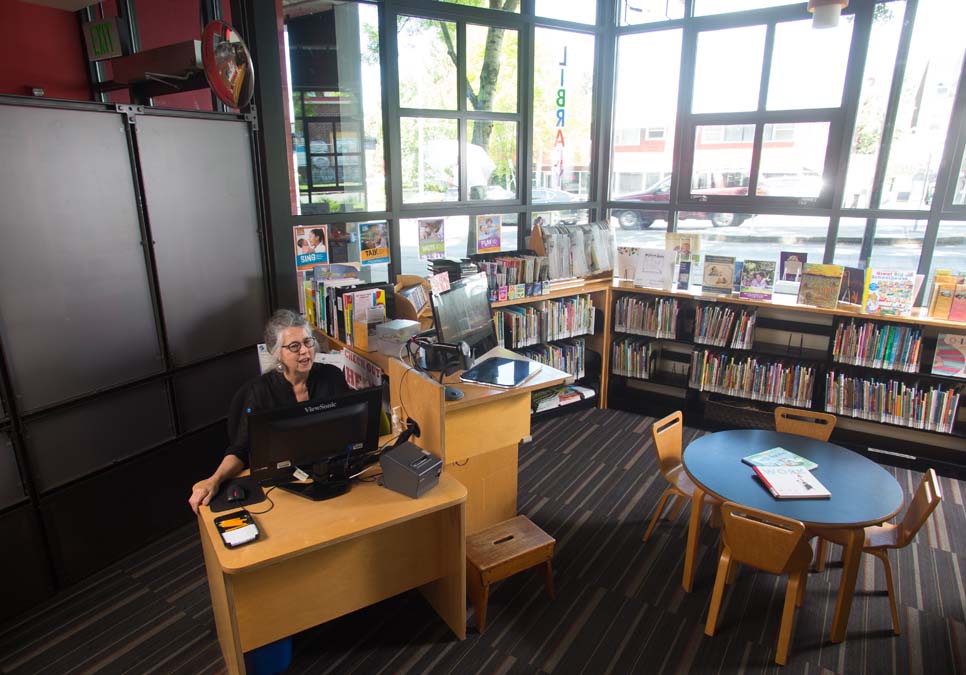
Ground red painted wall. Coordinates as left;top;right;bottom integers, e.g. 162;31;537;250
1;0;234;109
0;1;91;100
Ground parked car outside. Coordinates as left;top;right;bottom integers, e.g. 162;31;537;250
612;176;755;229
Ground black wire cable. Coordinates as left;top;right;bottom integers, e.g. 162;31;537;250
246;486;276;514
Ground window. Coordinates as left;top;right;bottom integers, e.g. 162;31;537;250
535;0;596;25
767;17;853;111
614;128;642;146
620;0;684;25
532;28;595;200
692;26;766;114
285;2;385;214
645;127;666;140
398;213;519;275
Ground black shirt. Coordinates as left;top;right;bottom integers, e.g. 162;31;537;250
225;363;350;466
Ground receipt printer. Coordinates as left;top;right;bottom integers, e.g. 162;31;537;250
380;442;442;498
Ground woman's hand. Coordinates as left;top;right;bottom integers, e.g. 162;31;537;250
189;478;220;514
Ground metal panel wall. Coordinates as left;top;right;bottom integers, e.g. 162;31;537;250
0;106;163;413
24;381;174;493
135;116;267;366
173;348;259;433
0;432;26;510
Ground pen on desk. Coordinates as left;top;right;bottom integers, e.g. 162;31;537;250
219;518;248;529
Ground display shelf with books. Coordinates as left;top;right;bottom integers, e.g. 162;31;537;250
832;319;922;373
611;336;659;379
517;337;588;380
494;294;596;349
689;349;817;408
693;302;756;349
613;295;679;339
825;370;963;436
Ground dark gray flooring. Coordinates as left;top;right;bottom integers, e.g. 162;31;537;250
2;408;964;674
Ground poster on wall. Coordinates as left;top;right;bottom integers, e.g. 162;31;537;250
418;218;445;260
476;214;502;254
359;221;390;265
293;225;328;271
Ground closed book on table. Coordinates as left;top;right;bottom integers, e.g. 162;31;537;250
753;466;830;499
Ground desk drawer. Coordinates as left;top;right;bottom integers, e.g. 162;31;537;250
444;394;530;464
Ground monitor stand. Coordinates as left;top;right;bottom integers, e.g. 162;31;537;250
279;478;349;501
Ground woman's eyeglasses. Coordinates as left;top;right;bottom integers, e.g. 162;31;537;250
282;337;317;353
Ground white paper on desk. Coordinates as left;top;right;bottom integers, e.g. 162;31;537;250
222;523;258;546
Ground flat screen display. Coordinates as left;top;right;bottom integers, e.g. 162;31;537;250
431;272;497;357
459;356;542;388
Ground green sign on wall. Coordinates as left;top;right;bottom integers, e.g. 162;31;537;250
83;18;123;61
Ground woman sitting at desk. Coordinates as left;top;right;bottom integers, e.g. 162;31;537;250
188;309;349;513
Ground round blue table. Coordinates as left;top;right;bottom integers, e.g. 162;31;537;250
680;429;904;643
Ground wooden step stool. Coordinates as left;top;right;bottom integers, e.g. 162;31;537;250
465;515;556;634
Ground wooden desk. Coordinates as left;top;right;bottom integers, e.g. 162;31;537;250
681;430;904;643
390;348;571;534
197;474;467;675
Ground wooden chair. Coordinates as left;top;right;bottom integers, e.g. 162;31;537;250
812;468;942;635
643;411;716;541
774;407;836;442
705;503;813;666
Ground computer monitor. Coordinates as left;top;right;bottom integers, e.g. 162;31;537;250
248;386;382;501
430;272;497;359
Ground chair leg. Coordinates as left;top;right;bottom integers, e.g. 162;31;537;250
538;560;555;600
814;538;829;572
776;573;802;666
643;488;674;542
796;568;808;607
705;548;732;637
667;497;685;522
476;582;491;635
726;558;739;585
872;549;900;635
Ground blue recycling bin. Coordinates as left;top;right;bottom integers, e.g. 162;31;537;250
248;637;293;675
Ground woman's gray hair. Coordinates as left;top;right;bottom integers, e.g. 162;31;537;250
264;309;312;368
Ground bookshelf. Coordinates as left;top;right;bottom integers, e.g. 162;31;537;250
607;281;965;463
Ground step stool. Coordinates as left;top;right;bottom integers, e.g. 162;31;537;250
465;515;556;634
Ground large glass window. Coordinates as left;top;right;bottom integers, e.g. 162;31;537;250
397;16;457;110
535;0;596;25
880;0;966;210
767;17;852;111
692;26;766;114
620;1;684;25
285;2;385;215
611;30;681;200
400;117;458;203
532;28;595;200
398;213;519;275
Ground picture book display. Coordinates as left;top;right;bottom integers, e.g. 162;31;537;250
779;251;807;282
932;333;966;379
616;246;643;280
862;269;916;316
838;266;866;306
634;249;675;290
293;225;328;270
753;466;830;499
665;233;700;262
677;261;692;290
702;255;736;295
950;285;966;322
797;263;844;309
739;260;776;301
926;272;964;319
742;447;818;471
476;214;502;254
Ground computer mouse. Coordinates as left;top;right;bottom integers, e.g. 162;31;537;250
444;386;464;401
227;485;247;503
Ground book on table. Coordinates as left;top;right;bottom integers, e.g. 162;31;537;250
742;446;818;471
753;466;831;499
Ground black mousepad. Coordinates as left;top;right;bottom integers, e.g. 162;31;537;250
209;477;266;513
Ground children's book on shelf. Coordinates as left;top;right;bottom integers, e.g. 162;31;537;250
779;251;807;282
397;283;428;314
950;285;966;322
677;261;692;290
838;266;866;307
635;249;675;290
932;333;966;378
702;255;736;295
732;260;743;293
928;283;956;319
753;466;830;499
739;260;776;301
862;269;916;316
665;233;700;262
742;447;818;471
616;246;643;281
797;263;844;309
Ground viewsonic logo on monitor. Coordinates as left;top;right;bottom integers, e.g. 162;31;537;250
303;401;337;414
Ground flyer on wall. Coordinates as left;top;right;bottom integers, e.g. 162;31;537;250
476;214;502;254
418;218;445;260
293;225;328;271
359;221;390;265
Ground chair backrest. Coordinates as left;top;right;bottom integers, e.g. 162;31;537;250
774;407;836;442
896;468;943;548
719;502;811;575
651;411;683;479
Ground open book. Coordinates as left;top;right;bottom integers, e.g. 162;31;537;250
753;466;830;499
742;447;817;471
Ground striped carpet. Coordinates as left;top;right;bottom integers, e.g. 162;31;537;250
1;408;963;674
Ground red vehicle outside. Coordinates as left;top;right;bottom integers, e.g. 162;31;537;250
612;175;755;229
